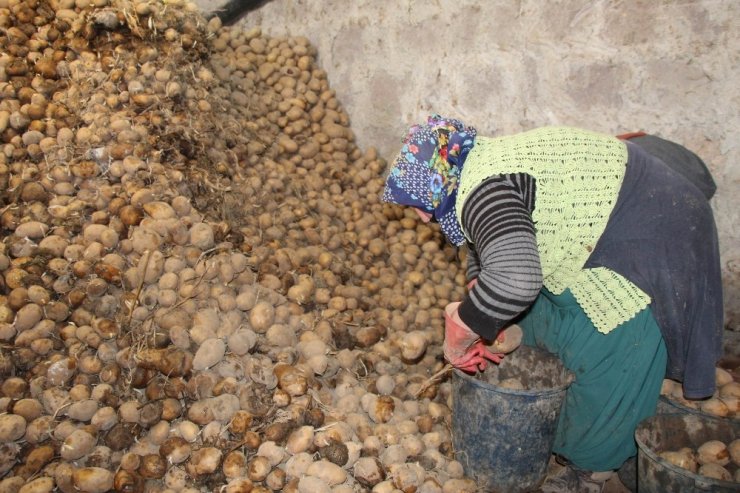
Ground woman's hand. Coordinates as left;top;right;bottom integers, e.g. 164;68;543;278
443;302;504;372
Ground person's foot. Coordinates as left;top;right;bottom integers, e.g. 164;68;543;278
540;463;612;493
616;456;637;493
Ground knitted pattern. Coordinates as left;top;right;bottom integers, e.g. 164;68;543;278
456;127;650;333
570;268;651;333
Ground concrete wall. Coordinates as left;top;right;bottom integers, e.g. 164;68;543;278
197;0;739;329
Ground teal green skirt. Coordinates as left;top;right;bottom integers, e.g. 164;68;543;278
518;288;667;472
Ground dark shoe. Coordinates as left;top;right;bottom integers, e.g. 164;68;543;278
540;463;611;493
617;456;637;493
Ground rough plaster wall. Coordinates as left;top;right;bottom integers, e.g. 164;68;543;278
198;0;739;329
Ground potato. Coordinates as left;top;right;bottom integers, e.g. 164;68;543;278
164;466;189;490
498;378;525;390
24;416;54;444
250;301;276;333
268;324;299;348
297;476;331;493
730;439;740;466
14;304;43;332
257;441;286;467
118;401;141;423
247;455;272;482
19;477;55;493
306;459;347;485
0;414;27;441
380;443;408;465
189;223;215;249
67;399;99;422
160;437;191;465
11;398;43;421
176;420;200;442
362;394;395;424
699;398;730;417
491;323;524;354
328;437;357;466
720;396;739;414
353;457;386;487
146;421;169;444
72;467;114;493
661;378;681;396
192;338;226;370
186;447;223;477
375;374;396;396
285;452;314;479
720;382;740;399
14;221;49;240
287;282;313;304
224;478;257;493
223;451;247;479
90;407;118;431
716;367;734;387
274;364;308;396
391;463;425;492
135;348;193;377
266;468;287;491
399;331;428;361
0;476;26;493
443;478;478;492
138;454;166;479
697;440;730;466
61;429;97;460
659;449;697;473
698;463;731;481
287;426;315;455
307;354;330;375
669;382;685;400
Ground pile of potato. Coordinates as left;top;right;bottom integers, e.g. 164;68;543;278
661;367;740;419
0;0;478;492
659;439;740;483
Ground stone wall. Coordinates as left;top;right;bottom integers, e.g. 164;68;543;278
197;0;739;329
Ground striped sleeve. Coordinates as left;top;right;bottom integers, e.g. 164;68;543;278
458;173;543;339
465;242;481;282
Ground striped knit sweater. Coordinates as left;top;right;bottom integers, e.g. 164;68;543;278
457;173;542;339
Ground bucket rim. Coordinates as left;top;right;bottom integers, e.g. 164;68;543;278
635;413;740;489
453;368;572;396
658;395;740;423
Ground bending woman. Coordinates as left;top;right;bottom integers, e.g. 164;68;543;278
381;115;723;492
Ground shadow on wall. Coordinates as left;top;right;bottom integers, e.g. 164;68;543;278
211;0;273;25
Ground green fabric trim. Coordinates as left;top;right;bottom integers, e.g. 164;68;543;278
457;127;650;332
570;268;651;333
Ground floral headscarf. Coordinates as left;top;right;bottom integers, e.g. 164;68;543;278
382;114;477;246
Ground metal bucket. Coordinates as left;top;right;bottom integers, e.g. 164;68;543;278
451;345;574;493
635;413;739;492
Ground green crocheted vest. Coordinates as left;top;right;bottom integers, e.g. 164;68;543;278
456;127;651;333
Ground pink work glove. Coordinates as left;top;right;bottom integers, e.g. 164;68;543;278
443;302;505;373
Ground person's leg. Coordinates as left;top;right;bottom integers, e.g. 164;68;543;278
518;289;667;472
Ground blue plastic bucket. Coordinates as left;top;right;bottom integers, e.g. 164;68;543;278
451;345;574;492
